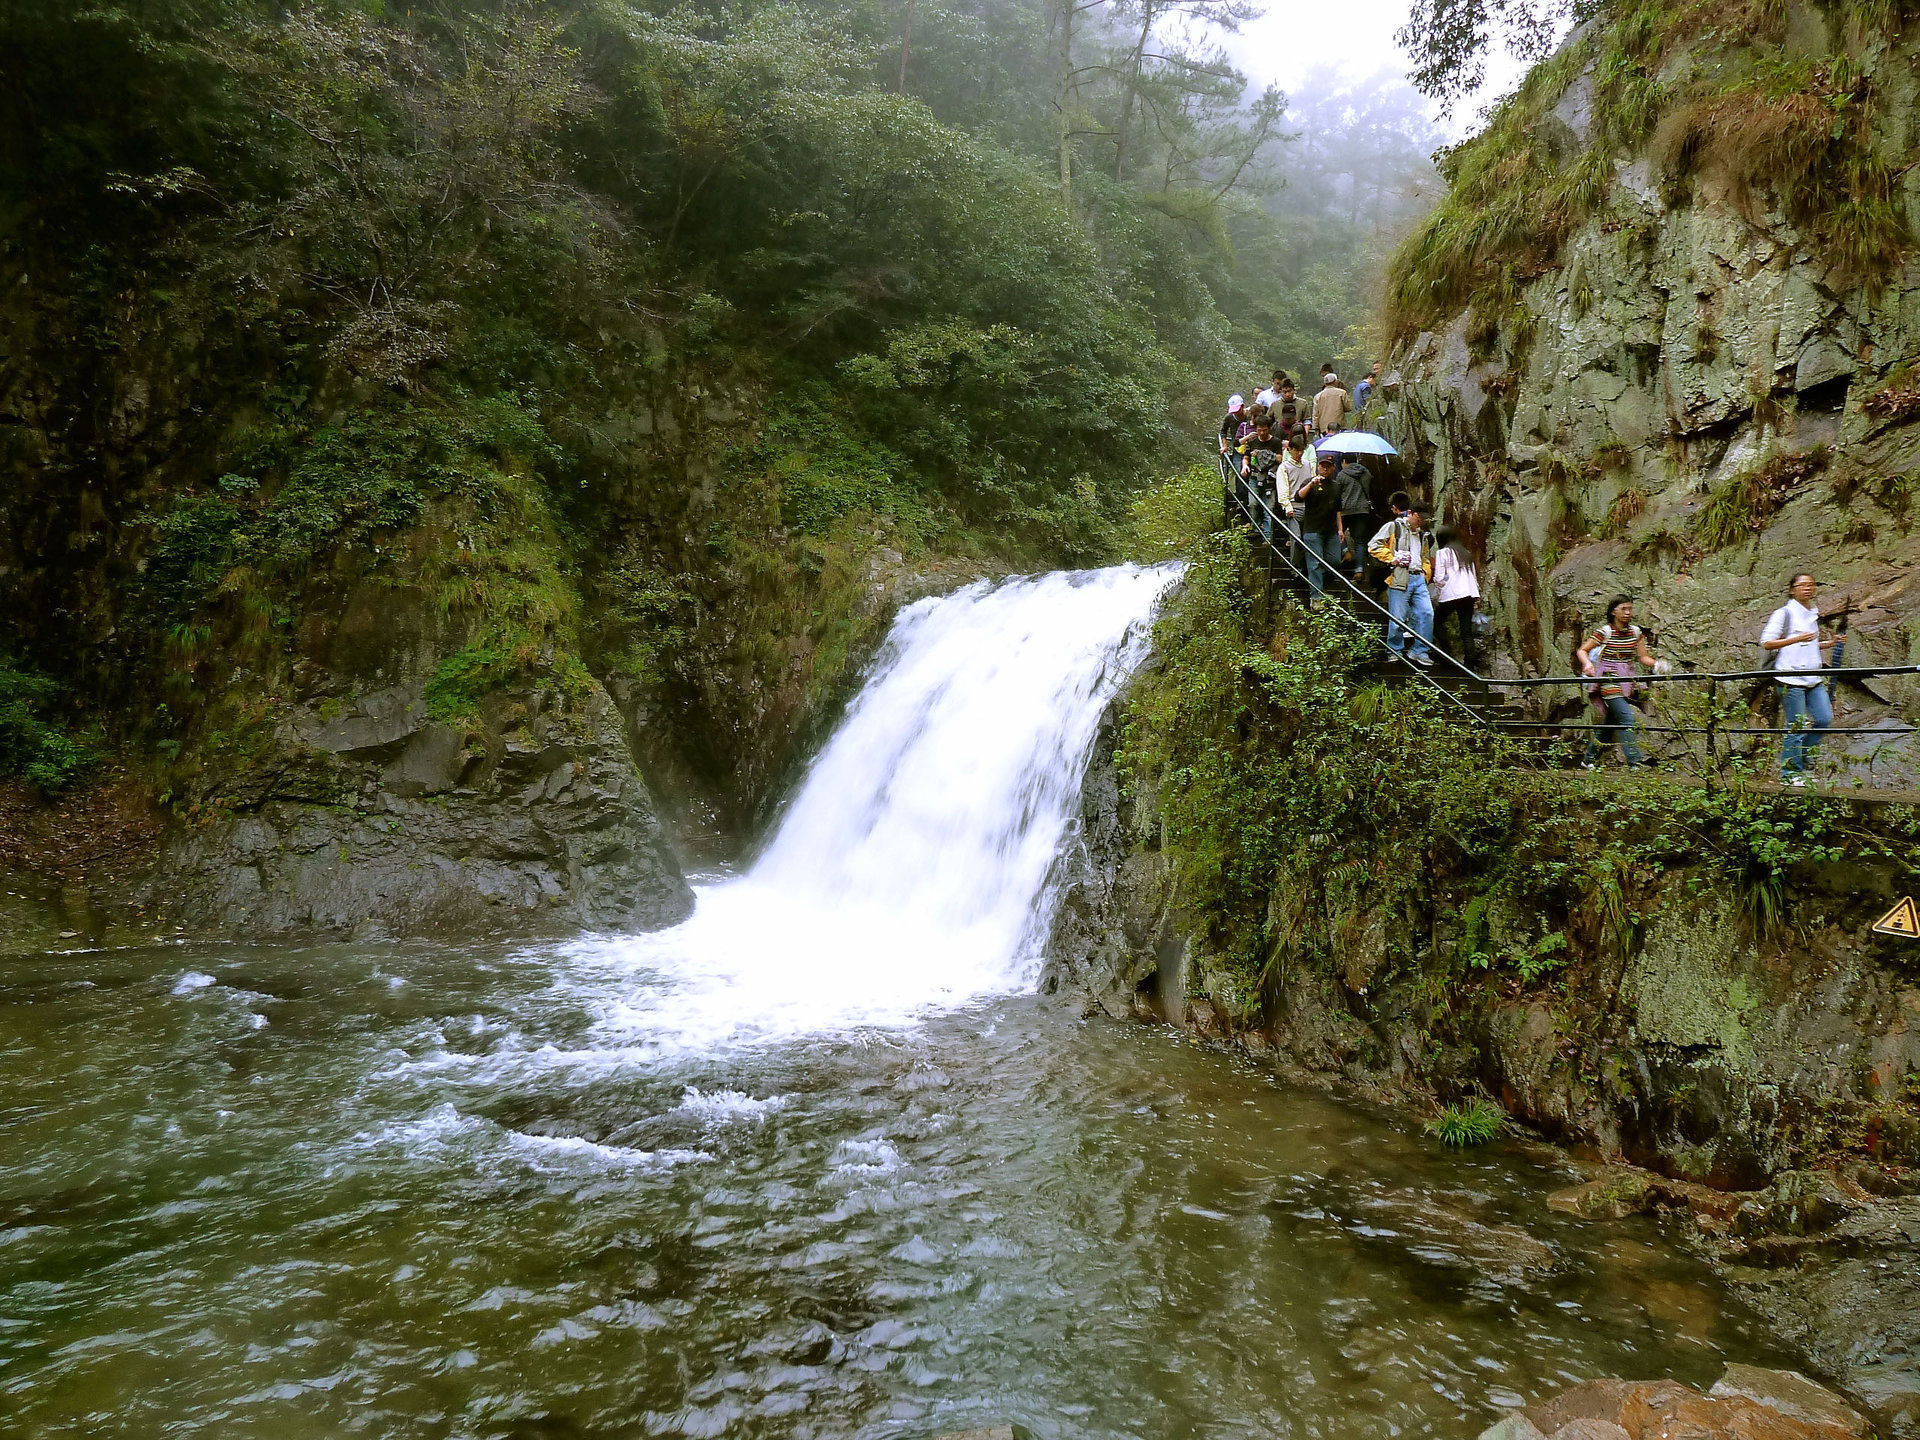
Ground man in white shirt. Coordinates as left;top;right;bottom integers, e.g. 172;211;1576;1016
1760;572;1836;784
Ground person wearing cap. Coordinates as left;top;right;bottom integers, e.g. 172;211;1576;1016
1296;452;1342;600
1313;372;1350;437
1218;395;1247;454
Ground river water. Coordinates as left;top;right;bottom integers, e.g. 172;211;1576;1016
0;568;1787;1439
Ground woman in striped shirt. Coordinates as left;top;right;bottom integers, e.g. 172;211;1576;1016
1576;596;1656;769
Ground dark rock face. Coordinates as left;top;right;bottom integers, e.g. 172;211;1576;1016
143;678;692;939
1041;689;1191;1023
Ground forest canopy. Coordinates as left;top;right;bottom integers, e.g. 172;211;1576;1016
0;0;1442;758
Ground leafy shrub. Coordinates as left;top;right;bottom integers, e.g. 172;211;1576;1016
1126;461;1226;561
0;660;93;793
1425;1099;1505;1147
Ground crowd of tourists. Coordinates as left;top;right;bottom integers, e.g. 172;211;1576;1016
1220;374;1847;786
1221;361;1462;670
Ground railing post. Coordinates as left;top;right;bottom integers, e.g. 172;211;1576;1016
1705;675;1719;780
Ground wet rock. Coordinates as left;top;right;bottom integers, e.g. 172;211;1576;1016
1478;1417;1548;1440
142;676;692;939
1551;1422;1629;1440
1714;1197;1920;1436
1710;1365;1872;1438
1735;1171;1868;1238
1548;1170;1656;1219
1514;1368;1870;1440
929;1429;1019;1440
1041;682;1191;1019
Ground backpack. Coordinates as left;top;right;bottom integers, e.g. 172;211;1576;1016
1337;461;1372;514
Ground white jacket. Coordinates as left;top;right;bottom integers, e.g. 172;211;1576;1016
1432;548;1480;603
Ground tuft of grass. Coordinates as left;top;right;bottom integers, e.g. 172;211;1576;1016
1387;2;1910;345
1653;56;1908;294
1426;1098;1505;1147
1861;364;1920;425
1602;485;1648;536
1690;446;1829;552
1589;441;1632;474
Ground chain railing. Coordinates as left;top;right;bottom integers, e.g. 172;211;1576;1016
1219;451;1920;782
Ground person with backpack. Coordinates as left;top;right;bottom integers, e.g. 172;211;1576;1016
1332;458;1376;583
1367;500;1435;666
1236;417;1286;541
1577;596;1655;769
1431;525;1481;664
1761;572;1836;785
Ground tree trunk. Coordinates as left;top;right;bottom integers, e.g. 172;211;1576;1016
1057;0;1075;201
1113;3;1154;182
897;0;914;94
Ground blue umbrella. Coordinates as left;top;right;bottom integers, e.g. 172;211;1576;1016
1314;431;1399;457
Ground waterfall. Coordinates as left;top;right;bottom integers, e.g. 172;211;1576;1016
584;564;1178;1057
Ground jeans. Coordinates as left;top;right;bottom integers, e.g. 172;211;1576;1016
1301;530;1337;598
1585;694;1644;766
1385;572;1433;658
1779;682;1832;776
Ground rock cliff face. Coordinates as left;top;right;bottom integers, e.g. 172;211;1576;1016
142;675;692;939
1377;2;1920;776
1046;697;1920;1186
118;550;698;937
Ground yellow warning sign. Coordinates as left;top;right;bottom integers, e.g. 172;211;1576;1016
1871;896;1920;939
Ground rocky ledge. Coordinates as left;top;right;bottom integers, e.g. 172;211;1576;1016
138;673;692;939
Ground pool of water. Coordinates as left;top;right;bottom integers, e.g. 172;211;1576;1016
0;931;1790;1440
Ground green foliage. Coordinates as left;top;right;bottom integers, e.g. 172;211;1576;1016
1653;53;1910;294
1124;516;1919;1034
143;398;559;616
0;659;94;793
1425;1098;1505;1147
1118;536;1518;1001
1125;462;1227;562
1387;0;1913;343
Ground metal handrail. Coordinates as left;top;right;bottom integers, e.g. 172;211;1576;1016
1218;454;1498;728
1218;454;1919;761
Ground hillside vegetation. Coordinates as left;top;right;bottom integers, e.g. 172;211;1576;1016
0;0;1436;852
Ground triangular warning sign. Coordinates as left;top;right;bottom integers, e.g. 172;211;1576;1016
1872;896;1920;939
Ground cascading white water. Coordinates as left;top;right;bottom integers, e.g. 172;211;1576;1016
579;563;1178;1058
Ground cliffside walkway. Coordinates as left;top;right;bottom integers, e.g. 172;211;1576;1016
1219;453;1920;795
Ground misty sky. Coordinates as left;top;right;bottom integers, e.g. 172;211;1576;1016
1233;0;1542;133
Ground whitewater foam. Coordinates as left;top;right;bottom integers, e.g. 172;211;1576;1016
403;564;1175;1077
